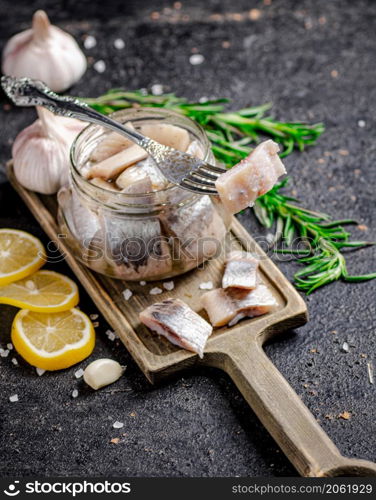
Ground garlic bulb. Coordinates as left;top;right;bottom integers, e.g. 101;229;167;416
2;10;87;92
12;107;86;194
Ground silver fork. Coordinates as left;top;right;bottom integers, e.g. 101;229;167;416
1;76;226;194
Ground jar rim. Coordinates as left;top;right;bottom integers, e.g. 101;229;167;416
69;107;213;204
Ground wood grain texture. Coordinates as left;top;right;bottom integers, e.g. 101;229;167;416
7;162;376;477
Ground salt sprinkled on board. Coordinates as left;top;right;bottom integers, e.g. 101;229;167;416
122;289;133;301
139;281;146;286
189;54;204;65
150;287;163;295
114;38;125;49
36;367;45;376
1;349;9;358
74;368;84;379
199;281;213;290
93;60;106;73
11;358;18;366
163;281;174;291
84;35;97;49
358;120;366;128
7;343;13;350
113;421;124;429
72;389;79;398
90;314;99;320
9;394;19;403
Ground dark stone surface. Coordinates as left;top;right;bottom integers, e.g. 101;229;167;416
0;0;375;477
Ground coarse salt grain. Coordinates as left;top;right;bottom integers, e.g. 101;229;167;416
9;394;18;402
163;281;174;291
358;120;366;128
114;38;125;49
11;358;18;366
93;60;106;73
7;343;13;350
36;367;45;376
105;329;117;341
266;233;274;244
139;281;146;286
342;342;350;353
151;84;164;95
113;421;124;429
90;314;99;320
107;331;116;342
72;389;79;398
189;54;204;65
150;287;163;295
199;281;213;290
84;35;97;49
75;368;84;379
122;289;133;301
1;349;9;358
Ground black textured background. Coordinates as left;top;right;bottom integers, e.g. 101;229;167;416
0;0;375;477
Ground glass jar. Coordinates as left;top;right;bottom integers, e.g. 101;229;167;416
57;108;231;281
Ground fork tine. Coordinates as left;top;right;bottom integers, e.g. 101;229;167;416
180;179;218;195
199;163;227;174
194;168;219;180
186;171;217;186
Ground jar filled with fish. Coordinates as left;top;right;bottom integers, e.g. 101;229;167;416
58;108;231;281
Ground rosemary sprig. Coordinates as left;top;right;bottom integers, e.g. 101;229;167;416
84;89;324;157
256;179;375;293
84;89;375;293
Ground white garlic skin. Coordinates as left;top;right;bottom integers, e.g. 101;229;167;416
12;107;85;195
83;359;124;390
2;10;87;92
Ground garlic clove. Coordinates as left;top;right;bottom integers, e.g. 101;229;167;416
83;358;124;390
12;107;86;194
2;10;87;92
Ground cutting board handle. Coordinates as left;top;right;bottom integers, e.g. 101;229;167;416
205;341;376;477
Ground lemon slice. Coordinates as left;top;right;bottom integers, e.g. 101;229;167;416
12;308;95;370
0;270;79;312
0;229;45;286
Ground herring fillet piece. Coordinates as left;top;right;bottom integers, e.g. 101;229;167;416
90;122;136;162
139;298;213;357
87;144;148;180
202;284;277;327
215;140;287;214
222;251;259;290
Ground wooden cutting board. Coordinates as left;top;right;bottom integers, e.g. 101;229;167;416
7;163;376;477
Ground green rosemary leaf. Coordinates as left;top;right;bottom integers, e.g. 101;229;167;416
343;273;376;282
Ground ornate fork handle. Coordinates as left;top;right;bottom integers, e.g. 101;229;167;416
1;76;150;149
